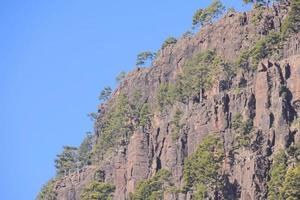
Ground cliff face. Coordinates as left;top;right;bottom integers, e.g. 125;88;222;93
52;3;300;200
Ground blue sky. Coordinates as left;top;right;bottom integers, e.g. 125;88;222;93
0;1;249;199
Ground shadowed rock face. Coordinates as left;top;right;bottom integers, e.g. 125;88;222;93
52;4;300;200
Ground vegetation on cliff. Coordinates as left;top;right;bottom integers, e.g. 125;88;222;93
37;1;300;199
129;169;171;200
80;182;115;200
268;144;300;200
36;179;57;200
192;0;225;28
232;113;254;148
183;134;224;199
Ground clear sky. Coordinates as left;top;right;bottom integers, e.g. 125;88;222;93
0;1;249;199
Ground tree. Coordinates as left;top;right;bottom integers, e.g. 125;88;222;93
281;164;300;200
36;179;57;200
161;37;177;49
87;112;98;121
80;182;115;200
281;0;300;35
129;169;171;200
176;50;221;103
116;71;126;83
136;52;156;66
78;132;94;167
192;0;225;27
183;135;224;199
267;151;288;200
55;146;79;176
99;87;112;102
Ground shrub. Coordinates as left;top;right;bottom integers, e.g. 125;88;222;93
161;37;177;49
267;150;288;200
232;114;253;148
55;146;79;176
36;179;57;200
156;83;176;112
170;109;183;141
99;87;112;102
80;182;115;200
87;112;98;121
78;133;94;167
281;164;300;200
192;0;225;27
92;93;131;159
237;31;282;69
129;169;171;200
183;135;224;199
176;50;221;103
116;71;126;83
281;0;300;36
131;89;151;127
136;52;156;66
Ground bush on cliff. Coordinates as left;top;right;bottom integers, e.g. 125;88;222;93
55;146;79;176
232;113;254;148
36;179;57;200
156;83;176;112
129;169;171;200
237;31;282;69
176;50;221;103
99;86;112;102
192;0;225;27
267;150;288;200
161;37;177;49
92;93;131;160
282;0;300;36
183;134;224;199
281;164;300;200
80;181;115;200
136;52;156;66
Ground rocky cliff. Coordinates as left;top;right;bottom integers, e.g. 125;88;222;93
39;1;300;200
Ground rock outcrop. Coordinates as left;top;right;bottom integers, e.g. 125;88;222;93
49;3;300;200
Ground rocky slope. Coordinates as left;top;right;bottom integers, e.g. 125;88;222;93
41;1;300;200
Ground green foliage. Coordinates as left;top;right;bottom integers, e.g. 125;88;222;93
129;169;171;200
55;146;79;176
281;0;300;36
281;164;300;200
36;179;57;200
232;114;253;148
87;112;98;121
131;89;151;127
161;37;177;49
183;135;224;199
116;71;126;83
78;132;94;167
156;83;177;112
80;181;115;200
243;0;268;6
139;104;151;127
237;31;282;69
170;109;183;141
99;87;112;102
176;50;221;103
251;6;264;25
268;150;288;200
92;93;131;159
136;52;156;66
192;0;225;27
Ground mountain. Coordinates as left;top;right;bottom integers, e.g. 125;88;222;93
37;1;300;199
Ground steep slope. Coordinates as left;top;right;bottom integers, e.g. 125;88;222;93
38;1;300;200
